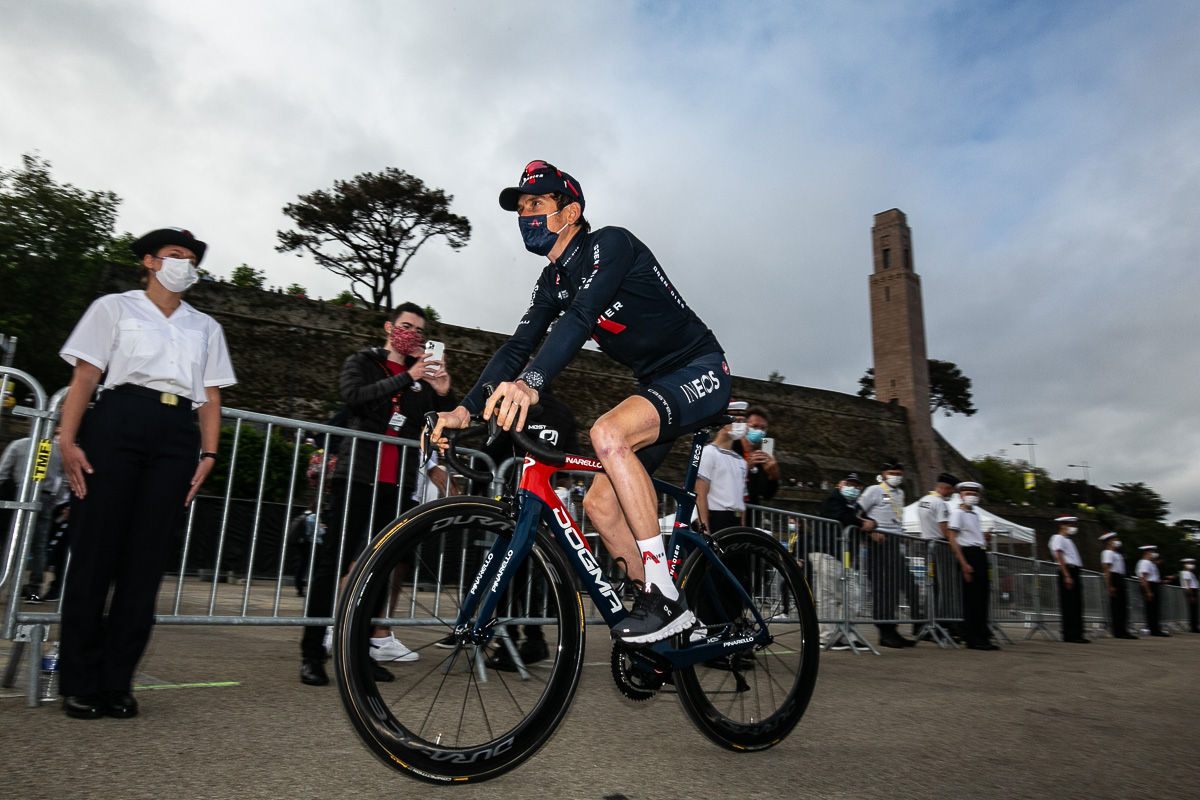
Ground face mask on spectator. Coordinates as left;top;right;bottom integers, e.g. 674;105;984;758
840;486;861;501
884;474;903;488
156;256;198;292
963;495;980;507
729;422;747;440
746;429;765;445
1112;539;1122;548
1066;526;1078;535
389;326;423;356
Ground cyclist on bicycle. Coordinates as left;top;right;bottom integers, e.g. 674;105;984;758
432;160;730;644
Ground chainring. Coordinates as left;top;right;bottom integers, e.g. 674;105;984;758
610;642;666;701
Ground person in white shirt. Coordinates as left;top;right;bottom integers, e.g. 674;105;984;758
695;401;749;533
1099;532;1135;639
858;459;918;648
946;482;996;650
1048;515;1088;643
56;228;236;720
915;473;961;642
1180;558;1199;633
1135;545;1168;637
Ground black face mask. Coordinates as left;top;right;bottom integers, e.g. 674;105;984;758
518;211;563;256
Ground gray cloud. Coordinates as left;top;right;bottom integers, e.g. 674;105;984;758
2;0;1198;517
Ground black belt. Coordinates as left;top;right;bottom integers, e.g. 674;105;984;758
109;383;190;409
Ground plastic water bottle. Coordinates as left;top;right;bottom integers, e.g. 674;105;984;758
40;643;60;701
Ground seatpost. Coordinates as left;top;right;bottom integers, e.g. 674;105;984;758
680;427;711;494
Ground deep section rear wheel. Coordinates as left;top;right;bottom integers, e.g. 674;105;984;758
675;527;819;750
334;498;585;783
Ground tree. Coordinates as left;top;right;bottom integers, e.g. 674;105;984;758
285;283;307;297
230;264;265;288
423;305;441;323
330;289;356;307
970;454;1053;506
1109;482;1169;522
276;167;471;311
857;359;977;417
0;154;127;389
767;370;786;383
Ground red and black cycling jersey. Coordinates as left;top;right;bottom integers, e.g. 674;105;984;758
462;226;723;414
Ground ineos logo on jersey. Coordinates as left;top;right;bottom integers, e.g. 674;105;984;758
680;370;721;404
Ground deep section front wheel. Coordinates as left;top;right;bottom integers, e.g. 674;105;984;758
675;527;819;750
334;498;585;783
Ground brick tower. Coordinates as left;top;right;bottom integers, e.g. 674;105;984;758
868;209;941;491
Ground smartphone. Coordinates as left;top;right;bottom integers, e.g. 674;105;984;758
761;437;775;457
424;340;444;363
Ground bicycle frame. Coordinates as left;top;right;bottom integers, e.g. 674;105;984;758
448;426;772;669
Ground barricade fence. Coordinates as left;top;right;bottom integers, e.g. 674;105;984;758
3;373;1197;706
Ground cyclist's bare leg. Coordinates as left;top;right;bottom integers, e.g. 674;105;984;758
586;396;668;587
581;475;644;583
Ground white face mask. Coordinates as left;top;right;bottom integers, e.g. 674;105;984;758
1112;540;1121;549
156;256;198;292
729;422;747;440
963;495;980;507
1065;527;1078;536
884;474;903;488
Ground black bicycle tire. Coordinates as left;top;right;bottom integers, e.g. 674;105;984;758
674;526;820;751
334;497;586;783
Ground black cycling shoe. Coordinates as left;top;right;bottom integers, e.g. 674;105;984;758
611;586;696;645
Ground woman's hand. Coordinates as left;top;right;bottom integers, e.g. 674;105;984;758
61;441;94;499
186;457;215;506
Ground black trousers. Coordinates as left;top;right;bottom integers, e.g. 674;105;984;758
1058;565;1084;640
1108;574;1129;635
868;535;921;637
707;509;742;533
961;546;991;646
1143;581;1161;635
1188;590;1199;633
59;391;199;696
300;478;411;661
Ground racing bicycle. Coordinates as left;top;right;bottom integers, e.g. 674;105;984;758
332;408;819;783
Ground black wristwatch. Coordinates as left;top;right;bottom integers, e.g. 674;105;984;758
200;452;218;461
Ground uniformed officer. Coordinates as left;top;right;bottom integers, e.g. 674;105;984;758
1048;515;1088;643
1180;558;1199;633
858;459;919;648
1135;545;1168;637
946;482;996;650
1099;532;1135;639
915;473;960;642
57;228;236;719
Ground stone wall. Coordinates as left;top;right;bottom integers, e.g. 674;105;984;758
97;265;977;491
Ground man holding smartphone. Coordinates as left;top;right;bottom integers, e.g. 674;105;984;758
299;302;456;686
739;405;780;514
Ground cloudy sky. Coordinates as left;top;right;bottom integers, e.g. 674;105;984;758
3;1;1198;519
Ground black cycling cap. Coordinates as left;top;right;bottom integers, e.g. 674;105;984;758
131;228;207;265
499;160;585;212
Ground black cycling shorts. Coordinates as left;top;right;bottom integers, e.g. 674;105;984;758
634;351;732;474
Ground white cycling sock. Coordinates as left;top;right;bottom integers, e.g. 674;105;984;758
637;534;678;601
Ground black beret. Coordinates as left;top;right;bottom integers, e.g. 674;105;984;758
131;228;207;265
937;473;960;486
881;459;904;471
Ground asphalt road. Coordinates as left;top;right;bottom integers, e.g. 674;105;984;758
1;622;1195;799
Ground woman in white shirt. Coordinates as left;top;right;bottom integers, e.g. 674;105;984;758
56;228;236;720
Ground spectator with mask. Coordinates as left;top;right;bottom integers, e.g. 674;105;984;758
1181;558;1199;633
696;401;749;533
1136;545;1167;636
946;482;997;650
915;473;961;642
299;302;456;686
816;472;873;649
858;459;917;648
738;406;779;516
1049;515;1088;643
1100;532;1135;639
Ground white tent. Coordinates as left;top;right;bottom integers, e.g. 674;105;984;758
903;495;1036;545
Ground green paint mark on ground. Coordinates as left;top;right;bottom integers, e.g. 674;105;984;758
133;682;241;691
